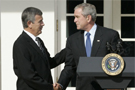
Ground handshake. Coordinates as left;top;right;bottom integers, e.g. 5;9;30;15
53;83;63;90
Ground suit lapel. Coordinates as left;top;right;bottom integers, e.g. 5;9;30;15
91;25;103;56
22;32;49;66
77;31;87;56
29;41;45;58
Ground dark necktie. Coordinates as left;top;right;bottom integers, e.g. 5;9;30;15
36;37;45;54
86;32;92;57
36;37;50;67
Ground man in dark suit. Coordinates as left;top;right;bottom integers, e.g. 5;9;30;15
13;7;65;90
57;3;121;90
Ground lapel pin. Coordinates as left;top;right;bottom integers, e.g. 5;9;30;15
97;40;100;42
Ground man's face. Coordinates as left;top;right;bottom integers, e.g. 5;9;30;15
31;15;44;36
74;8;88;30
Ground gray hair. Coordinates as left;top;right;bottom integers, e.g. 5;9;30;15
22;7;42;28
74;3;97;22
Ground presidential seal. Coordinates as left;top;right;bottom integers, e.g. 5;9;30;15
102;53;124;76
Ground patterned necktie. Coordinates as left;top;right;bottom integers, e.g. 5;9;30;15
36;37;45;54
86;32;92;57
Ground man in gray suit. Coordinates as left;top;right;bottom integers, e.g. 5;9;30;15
57;3;121;90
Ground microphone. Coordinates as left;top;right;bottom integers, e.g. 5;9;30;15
106;42;114;53
106;42;111;51
106;39;124;54
116;39;124;55
118;39;123;45
116;39;123;52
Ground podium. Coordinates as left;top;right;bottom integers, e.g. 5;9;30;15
77;57;135;89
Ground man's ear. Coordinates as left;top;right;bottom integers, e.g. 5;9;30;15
27;21;32;29
86;15;92;23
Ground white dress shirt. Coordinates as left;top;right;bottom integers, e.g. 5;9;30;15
84;23;97;47
23;30;39;46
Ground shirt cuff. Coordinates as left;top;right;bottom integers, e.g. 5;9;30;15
58;83;63;90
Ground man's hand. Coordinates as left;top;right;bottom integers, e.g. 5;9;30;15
53;83;62;90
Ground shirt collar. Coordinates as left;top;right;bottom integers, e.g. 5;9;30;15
23;29;37;41
84;23;97;36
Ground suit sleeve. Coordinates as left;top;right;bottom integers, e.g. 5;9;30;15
13;44;53;90
44;48;66;69
58;37;76;90
110;31;120;51
40;39;66;69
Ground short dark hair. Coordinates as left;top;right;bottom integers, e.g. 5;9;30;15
21;7;42;28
